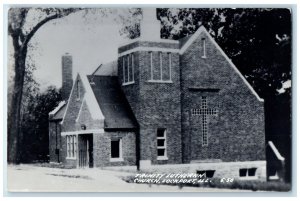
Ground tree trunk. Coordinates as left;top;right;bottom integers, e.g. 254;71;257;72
7;48;27;164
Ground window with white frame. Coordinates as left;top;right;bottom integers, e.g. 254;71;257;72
201;38;207;58
122;54;134;85
66;135;77;158
149;51;172;82
110;138;123;161
157;128;167;159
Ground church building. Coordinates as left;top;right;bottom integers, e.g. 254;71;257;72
49;8;267;180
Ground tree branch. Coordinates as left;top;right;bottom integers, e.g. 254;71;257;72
22;13;59;49
22;8;83;50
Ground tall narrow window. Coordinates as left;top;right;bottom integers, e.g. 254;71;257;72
131;54;134;81
73;135;77;157
127;54;130;82
122;57;125;82
66;135;76;158
150;51;153;80
110;139;123;162
124;56;128;83
159;52;163;80
67;136;70;157
157;128;167;160
168;53;172;81
122;54;134;84
71;135;74;157
202;38;207;58
149;52;172;82
76;80;80;99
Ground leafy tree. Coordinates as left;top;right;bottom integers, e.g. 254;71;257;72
7;7;142;164
7;8;84;164
158;8;291;98
156;8;292;182
21;86;62;162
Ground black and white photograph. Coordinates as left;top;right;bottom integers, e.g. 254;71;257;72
4;3;295;195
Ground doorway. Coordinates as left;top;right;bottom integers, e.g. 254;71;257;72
78;134;93;168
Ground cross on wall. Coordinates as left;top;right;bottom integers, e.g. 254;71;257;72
191;96;219;146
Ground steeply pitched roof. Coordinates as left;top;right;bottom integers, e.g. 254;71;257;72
87;75;137;129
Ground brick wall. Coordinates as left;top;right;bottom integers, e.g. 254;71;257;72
61;54;73;101
62;74;104;132
93;131;136;167
60;135;77;168
140;161;266;181
49;121;63;163
181;31;265;163
118;41;182;165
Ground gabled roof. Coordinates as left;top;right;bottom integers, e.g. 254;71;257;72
88;75;137;129
49;101;66;121
179;26;264;102
61;73;105;124
80;73;105;120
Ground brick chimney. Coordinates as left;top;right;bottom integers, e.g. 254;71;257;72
140;8;161;40
61;53;73;100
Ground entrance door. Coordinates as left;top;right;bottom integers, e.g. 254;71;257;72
78;134;93;168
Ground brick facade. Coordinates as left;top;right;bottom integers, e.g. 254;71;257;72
93;131;136;167
49;121;63;163
61;54;73;100
49;26;265;176
118;42;182;165
180;31;265;163
62;75;104;132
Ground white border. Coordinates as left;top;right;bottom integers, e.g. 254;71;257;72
2;2;299;199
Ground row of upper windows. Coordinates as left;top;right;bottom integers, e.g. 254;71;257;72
121;52;173;85
121;38;207;85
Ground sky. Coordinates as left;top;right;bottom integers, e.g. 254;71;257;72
7;7;292;94
9;9;130;91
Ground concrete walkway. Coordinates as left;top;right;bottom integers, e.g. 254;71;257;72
7;164;251;192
